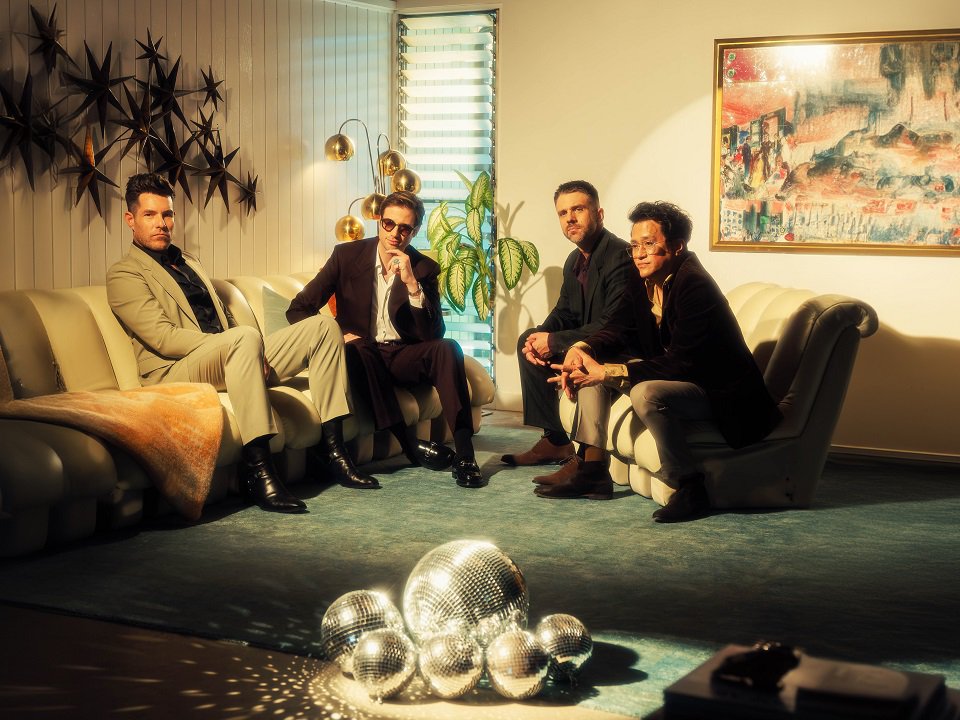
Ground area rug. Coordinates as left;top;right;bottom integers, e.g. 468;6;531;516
2;421;959;718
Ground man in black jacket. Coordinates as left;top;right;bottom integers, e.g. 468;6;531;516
286;191;484;489
544;201;781;522
501;180;643;467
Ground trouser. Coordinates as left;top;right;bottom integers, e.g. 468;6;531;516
155;314;350;445
516;327;564;434
629;380;713;485
344;337;474;436
570;385;620;450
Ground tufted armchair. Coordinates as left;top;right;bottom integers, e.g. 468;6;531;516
560;283;879;509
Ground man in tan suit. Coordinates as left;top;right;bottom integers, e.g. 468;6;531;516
107;173;376;515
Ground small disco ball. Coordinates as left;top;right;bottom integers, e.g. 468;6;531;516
418;629;484;699
403;540;529;647
485;628;550;700
352;628;418;702
534;613;593;681
320;590;404;674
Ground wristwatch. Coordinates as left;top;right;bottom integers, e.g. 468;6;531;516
409;283;423;299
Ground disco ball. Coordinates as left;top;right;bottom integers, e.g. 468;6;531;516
485;628;550;700
418;629;484;699
402;540;529;647
352;628;418;701
534;614;593;680
320;590;404;674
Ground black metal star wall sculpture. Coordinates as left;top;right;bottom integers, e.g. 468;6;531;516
151;129;199;204
194;139;239;211
190;107;219;148
25;3;79;75
233;171;259;215
199;66;224;111
0;73;39;190
111;84;162;164
139;56;193;129
61;128;119;218
61;41;132;138
136;28;167;72
31;95;75;163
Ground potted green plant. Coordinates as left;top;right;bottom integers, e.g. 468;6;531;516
426;171;539;321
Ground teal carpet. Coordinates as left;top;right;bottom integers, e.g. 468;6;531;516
2;421;960;718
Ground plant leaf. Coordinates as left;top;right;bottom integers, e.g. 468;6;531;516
472;275;491;321
518;238;540;274
466;206;484;244
445;259;471;313
454;169;472;192
469;171;490;215
497;237;524;290
436;230;461;269
427;202;450;249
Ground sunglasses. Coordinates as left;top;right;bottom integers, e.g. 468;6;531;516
380;218;415;239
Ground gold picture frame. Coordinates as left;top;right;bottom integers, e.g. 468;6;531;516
711;29;960;255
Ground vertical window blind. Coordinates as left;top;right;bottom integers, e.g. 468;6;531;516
397;11;497;375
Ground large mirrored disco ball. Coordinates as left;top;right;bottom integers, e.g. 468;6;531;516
485;628;550;700
403;540;529;647
320;590;404;674
534;613;593;681
352;628;418;701
419;629;485;699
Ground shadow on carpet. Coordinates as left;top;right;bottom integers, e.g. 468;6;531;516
2;424;960;718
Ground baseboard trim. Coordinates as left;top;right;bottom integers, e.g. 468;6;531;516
830;445;960;465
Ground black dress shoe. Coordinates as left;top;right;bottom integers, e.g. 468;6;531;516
409;440;456;471
652;474;710;523
452;456;487;488
240;457;307;514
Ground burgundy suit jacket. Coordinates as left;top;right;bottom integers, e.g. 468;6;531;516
286;237;445;342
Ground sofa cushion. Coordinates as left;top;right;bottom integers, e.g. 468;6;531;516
0;291;62;398
262;286;292;336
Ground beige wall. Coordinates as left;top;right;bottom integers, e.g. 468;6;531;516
400;0;960;460
0;0;393;289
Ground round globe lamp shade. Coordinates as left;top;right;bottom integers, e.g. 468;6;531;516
378;150;406;177
391;168;421;194
325;133;355;162
335;214;366;242
361;192;386;220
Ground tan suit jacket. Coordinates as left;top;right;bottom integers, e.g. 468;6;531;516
107;244;232;381
107;242;351;445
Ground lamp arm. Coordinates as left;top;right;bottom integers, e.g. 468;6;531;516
338;118;380;195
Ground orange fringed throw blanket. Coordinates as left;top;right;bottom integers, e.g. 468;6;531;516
0;358;223;521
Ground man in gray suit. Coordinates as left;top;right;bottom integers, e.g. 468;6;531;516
107;173;375;515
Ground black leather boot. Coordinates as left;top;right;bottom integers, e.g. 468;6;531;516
321;420;381;489
240;443;307;513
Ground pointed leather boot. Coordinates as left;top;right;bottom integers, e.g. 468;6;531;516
239;452;307;513
321;422;380;489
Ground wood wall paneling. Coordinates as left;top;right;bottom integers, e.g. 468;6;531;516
1;0;394;292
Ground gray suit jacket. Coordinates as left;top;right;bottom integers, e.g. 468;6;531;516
106;244;233;381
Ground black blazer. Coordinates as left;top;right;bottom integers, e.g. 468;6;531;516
587;252;781;448
536;228;644;357
286;237;444;342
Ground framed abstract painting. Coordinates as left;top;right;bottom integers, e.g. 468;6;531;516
711;29;960;254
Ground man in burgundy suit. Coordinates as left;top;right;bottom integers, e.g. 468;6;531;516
286;191;485;488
